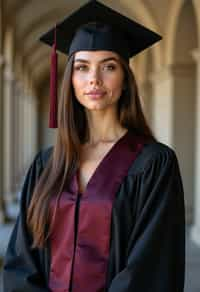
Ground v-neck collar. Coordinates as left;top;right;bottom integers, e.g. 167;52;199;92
69;130;143;197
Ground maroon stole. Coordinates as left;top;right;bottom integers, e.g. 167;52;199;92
49;131;144;292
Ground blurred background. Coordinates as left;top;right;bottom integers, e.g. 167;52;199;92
0;0;199;291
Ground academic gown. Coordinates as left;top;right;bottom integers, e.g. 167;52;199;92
3;131;185;292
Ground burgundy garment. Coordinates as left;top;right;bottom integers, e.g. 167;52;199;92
49;131;144;292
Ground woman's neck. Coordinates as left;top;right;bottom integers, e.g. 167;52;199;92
87;128;127;145
84;106;128;145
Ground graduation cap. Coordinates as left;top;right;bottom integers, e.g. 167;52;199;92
39;0;162;128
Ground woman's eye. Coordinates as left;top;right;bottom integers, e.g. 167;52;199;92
74;65;88;71
103;64;116;71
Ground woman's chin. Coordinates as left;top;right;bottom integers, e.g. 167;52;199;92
83;100;107;111
86;105;107;111
81;99;118;112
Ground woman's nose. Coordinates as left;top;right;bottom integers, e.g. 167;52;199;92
89;69;102;86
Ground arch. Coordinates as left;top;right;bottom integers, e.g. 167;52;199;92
21;4;80;56
173;1;197;64
20;8;64;43
118;0;162;71
192;0;200;39
5;0;28;25
7;0;28;16
165;0;198;65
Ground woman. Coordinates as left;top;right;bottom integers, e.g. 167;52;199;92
3;1;185;292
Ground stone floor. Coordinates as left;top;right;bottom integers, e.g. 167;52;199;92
0;204;199;291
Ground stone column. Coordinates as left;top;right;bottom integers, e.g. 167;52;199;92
3;64;16;202
28;94;39;162
23;92;32;169
139;79;154;129
191;50;200;246
18;87;39;182
149;67;174;146
12;80;22;195
23;89;35;171
13;80;29;198
12;80;39;193
18;82;26;179
0;55;8;222
0;0;9;222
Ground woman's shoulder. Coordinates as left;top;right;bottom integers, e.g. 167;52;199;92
128;139;178;176
39;145;54;168
32;145;54;170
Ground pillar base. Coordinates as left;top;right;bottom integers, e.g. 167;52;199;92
190;224;200;247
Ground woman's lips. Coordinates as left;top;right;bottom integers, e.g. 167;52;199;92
86;90;106;99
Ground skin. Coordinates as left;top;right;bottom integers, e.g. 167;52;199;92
72;50;127;145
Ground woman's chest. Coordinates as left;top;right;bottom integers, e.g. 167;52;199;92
78;142;116;194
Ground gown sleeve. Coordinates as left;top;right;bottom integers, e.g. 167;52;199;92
108;146;185;292
3;150;50;292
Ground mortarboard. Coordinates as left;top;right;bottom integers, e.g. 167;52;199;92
39;0;162;128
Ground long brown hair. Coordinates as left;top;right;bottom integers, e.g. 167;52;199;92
27;53;155;248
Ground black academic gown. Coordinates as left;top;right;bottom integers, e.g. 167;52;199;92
3;136;185;292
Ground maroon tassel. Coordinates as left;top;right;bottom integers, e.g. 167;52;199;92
49;26;58;128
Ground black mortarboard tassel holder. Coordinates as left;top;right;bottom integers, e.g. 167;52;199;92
49;26;58;128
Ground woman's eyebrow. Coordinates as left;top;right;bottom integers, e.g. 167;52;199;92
74;57;119;63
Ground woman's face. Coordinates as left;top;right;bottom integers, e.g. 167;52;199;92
72;50;125;111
